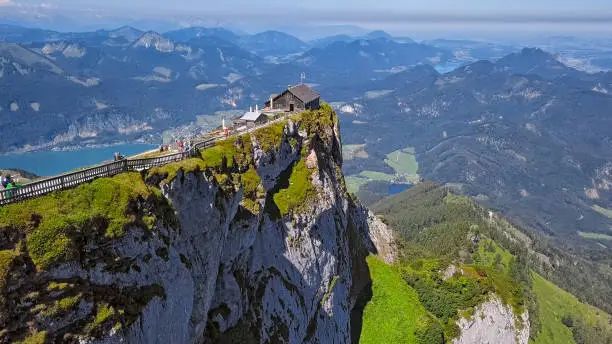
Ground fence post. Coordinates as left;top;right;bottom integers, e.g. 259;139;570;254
122;159;128;172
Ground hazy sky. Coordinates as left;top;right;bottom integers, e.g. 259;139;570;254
6;0;612;17
2;0;612;36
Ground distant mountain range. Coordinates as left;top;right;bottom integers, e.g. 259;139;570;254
339;48;612;254
2;24;611;254
0;24;454;153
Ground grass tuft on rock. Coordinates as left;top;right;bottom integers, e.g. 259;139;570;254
94;303;115;325
321;275;340;306
0;249;17;288
252;120;287;152
41;294;82;317
0;173;155;270
273;157;318;216
16;331;46;344
200;135;253;171
147;158;206;184
241;167;263;214
292;103;335;139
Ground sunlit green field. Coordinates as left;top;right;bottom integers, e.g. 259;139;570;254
533;272;612;344
360;256;428;344
344;146;419;194
384;147;419;177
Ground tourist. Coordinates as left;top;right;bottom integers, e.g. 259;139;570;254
5;180;21;199
1;174;12;188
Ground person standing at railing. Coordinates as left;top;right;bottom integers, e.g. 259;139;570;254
5;180;21;199
1;174;12;188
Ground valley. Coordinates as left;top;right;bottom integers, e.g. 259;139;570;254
360;183;612;344
1;20;612;344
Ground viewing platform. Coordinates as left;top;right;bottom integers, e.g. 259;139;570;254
0;84;322;206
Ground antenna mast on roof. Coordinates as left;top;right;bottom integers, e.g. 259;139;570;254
300;72;306;85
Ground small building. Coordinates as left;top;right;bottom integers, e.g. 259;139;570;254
265;84;320;112
233;105;268;128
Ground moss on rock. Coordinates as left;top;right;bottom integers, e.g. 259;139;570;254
16;331;46;344
93;303;115;325
0;249;17;289
321;275;340;307
41;293;82;317
147;158;206;184
292;103;335;140
200;135;253;171
241;167;263;214
0;173;157;270
273;156;318;216
252;120;287;152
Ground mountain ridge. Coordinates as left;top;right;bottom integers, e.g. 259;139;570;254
0;106;392;343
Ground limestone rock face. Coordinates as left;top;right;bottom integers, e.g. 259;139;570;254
453;296;530;344
107;116;381;343
0;109;389;344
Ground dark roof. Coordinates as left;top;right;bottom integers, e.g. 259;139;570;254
287;84;320;104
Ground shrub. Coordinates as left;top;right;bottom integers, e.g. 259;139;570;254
415;314;444;344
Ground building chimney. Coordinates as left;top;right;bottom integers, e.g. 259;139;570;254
255;104;258;112
250;106;253;112
270;96;273;109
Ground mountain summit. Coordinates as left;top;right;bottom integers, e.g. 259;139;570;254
496;47;578;79
132;31;176;52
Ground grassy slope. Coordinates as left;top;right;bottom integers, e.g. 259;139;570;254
592;205;612;219
360;256;428;344
578;231;612;241
365;182;612;344
533;272;612;344
0;173;156;269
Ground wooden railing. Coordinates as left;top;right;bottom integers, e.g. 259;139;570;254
0;138;216;206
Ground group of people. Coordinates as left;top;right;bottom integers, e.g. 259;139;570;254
156;139;193;154
1;174;22;198
176;139;193;153
113;152;126;161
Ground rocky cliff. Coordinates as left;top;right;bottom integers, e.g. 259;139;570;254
453;296;529;344
0;105;389;343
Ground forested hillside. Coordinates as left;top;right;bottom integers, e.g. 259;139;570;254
358;182;612;344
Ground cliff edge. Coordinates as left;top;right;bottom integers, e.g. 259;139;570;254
0;105;391;344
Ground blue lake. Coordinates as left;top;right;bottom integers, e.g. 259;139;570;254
0;144;157;177
435;62;464;74
389;183;413;195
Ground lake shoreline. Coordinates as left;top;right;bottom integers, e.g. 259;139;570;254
0;143;157;177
